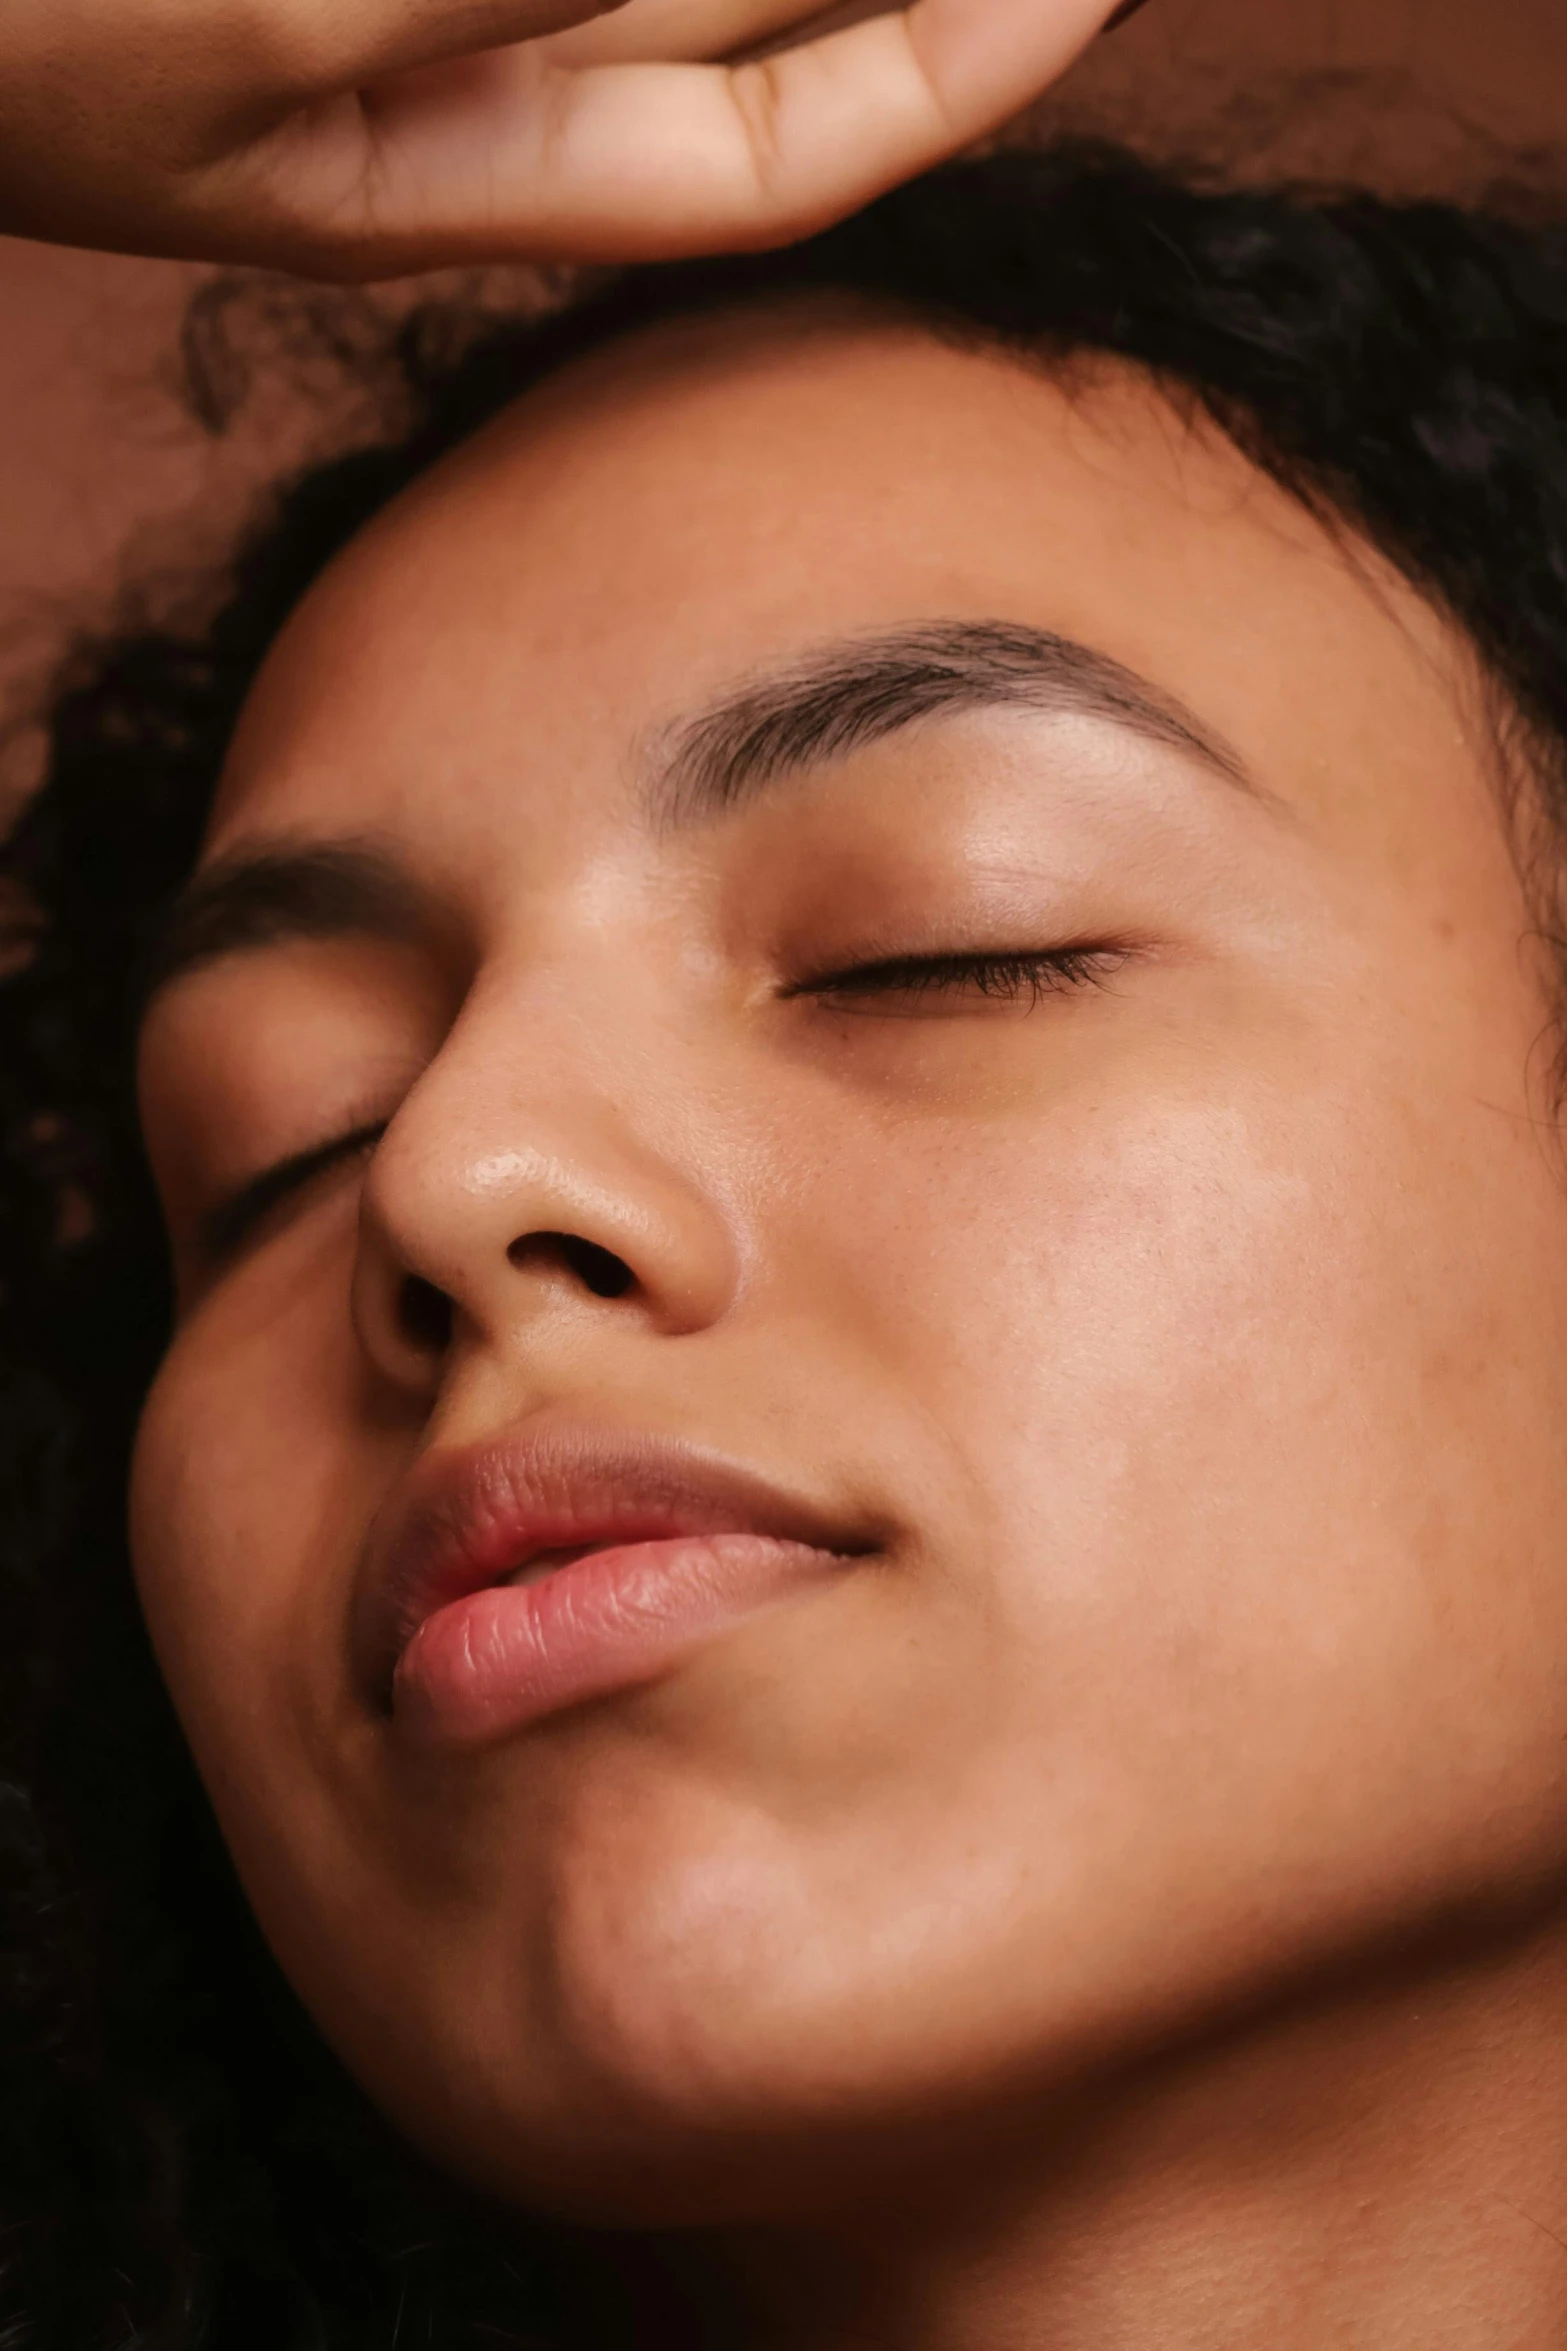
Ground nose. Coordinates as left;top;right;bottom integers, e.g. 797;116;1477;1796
350;1001;742;1398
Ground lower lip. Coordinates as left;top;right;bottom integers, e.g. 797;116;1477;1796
392;1532;845;1745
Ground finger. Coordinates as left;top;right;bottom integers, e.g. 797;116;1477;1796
244;0;630;98
311;0;1125;269
545;0;855;68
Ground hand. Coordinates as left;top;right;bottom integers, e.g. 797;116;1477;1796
0;0;1127;279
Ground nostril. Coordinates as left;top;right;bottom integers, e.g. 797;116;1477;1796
563;1236;635;1300
509;1231;635;1300
398;1274;454;1354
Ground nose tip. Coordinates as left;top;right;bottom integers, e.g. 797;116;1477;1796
350;1100;742;1400
347;1006;745;1395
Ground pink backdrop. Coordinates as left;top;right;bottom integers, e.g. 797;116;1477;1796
0;0;1559;715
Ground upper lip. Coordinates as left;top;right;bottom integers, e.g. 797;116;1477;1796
354;1418;879;1703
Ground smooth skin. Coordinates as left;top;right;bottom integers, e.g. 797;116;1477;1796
133;308;1567;2347
0;0;1123;275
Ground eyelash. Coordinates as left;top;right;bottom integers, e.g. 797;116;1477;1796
202;1118;386;1266
790;945;1127;1009
201;951;1120;1265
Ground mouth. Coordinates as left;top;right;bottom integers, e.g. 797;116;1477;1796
356;1421;880;1747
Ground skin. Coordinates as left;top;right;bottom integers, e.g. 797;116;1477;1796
0;0;1121;275
133;308;1567;2347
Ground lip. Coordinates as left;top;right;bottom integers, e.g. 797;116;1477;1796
356;1421;878;1746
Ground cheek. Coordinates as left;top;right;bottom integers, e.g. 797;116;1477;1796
787;1043;1567;1897
128;1219;392;1841
805;1014;1567;1529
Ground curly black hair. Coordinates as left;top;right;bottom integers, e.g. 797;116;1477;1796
4;136;1567;2351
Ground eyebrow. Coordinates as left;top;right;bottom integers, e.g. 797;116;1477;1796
146;840;430;1001
148;623;1251;996
649;619;1252;827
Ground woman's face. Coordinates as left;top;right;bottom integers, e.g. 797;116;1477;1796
132;308;1567;2219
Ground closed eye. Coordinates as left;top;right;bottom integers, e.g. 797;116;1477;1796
788;946;1130;1014
195;954;1123;1259
201;1118;387;1267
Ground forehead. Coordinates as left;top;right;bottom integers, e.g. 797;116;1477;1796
211;304;1488;880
